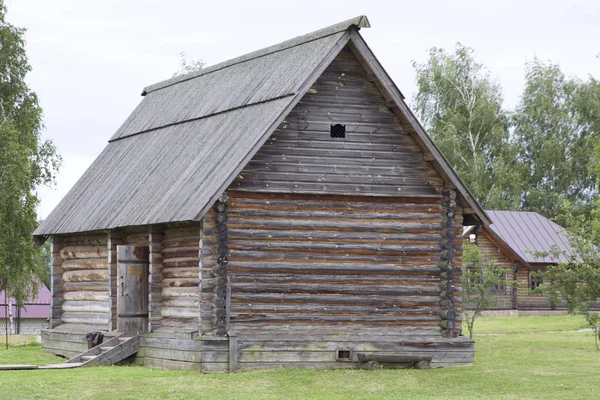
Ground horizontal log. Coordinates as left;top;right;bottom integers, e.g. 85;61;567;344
249;153;433;169
227;229;441;243
231;282;440;296
229;273;439;284
63;282;108;292
264;137;421;153
161;237;200;249
61;312;109;325
63;269;109;283
230;293;440;308
125;232;150;244
228;240;441;255
162;287;199;298
60;246;108;260
229;250;440;264
162;257;200;268
160;307;198;319
161;278;199;288
61;258;107;271
227;258;440;279
228;208;442;222
62;300;110;313
242;160;438;178
57;235;108;246
231;314;439;323
227;219;441;234
162;267;199;279
162;247;199;259
237;171;443;187
63;291;110;302
230;304;439;315
232;181;441;197
162;226;201;239
162;298;199;308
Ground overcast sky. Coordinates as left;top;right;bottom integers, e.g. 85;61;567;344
6;0;599;219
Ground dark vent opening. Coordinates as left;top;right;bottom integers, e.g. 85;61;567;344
330;124;346;138
338;350;351;360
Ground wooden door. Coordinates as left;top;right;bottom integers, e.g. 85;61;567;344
117;245;149;333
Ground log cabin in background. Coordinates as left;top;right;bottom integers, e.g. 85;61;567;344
463;210;600;313
34;16;492;372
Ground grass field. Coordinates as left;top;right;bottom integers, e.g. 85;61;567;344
0;316;598;399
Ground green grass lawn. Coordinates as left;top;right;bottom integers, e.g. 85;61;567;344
475;315;588;335
0;316;598;399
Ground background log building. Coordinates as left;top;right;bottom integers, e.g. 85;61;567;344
34;16;491;372
464;210;600;311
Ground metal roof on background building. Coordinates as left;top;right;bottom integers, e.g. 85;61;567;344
486;210;573;264
0;281;51;319
34;15;488;237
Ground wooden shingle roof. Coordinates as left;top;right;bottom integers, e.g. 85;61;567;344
35;16;488;238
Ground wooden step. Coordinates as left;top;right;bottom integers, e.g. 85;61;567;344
81;356;96;361
39;362;85;369
99;346;115;352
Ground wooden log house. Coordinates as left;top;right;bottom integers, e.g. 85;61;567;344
464;210;600;311
34;16;491;372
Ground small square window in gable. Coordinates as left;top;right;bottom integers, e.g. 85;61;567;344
330;124;346;138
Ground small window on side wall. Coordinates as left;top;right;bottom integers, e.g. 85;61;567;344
330;124;346;138
529;271;543;292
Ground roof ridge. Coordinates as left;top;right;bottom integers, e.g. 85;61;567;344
142;16;370;95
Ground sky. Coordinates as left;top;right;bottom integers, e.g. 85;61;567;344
6;0;599;219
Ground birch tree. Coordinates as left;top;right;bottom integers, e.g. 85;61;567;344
0;1;60;306
413;44;524;210
513;59;599;223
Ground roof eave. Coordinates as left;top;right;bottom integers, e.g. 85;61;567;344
482;226;531;268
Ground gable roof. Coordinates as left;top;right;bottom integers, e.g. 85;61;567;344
34;16;488;238
486;210;572;264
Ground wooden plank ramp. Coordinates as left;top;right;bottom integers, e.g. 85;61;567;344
0;333;139;371
61;333;139;367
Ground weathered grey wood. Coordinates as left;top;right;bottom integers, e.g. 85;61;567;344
229;332;238;372
357;361;380;370
229;262;440;275
346;30;488;225
117;245;149;333
60;246;108;260
143;356;200;371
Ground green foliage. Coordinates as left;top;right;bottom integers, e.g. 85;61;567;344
413;44;524;209
513;59;599;222
533;231;600;350
462;244;513;338
0;1;60;306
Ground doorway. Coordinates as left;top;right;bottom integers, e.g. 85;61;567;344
117;245;149;333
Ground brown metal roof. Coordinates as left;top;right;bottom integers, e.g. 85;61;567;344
486;210;572;264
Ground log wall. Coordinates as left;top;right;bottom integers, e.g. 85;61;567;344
159;224;201;331
231;46;442;199
516;268;554;309
224;191;445;334
58;233;110;326
470;233;516;310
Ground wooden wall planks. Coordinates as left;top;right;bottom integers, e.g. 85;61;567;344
232;46;441;198
57;234;110;326
225;192;444;334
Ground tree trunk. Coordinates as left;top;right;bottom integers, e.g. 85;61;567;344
7;297;14;335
